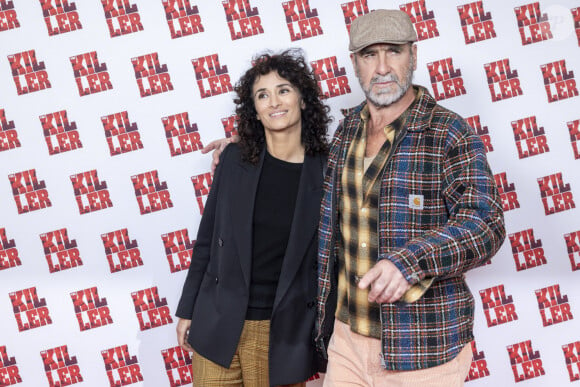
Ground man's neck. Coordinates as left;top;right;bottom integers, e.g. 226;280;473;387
366;86;416;135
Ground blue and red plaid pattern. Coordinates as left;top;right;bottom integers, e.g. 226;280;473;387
315;86;506;371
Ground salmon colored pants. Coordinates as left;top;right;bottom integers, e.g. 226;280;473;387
323;319;472;387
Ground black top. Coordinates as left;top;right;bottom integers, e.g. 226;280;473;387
246;151;303;320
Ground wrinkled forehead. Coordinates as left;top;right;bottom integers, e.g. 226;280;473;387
356;42;413;55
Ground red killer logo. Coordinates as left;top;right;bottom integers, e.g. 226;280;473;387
507;340;545;382
457;1;495;44
400;0;438;41
0;346;22;386
465;115;493;153
515;2;552;45
341;0;368;33
70;170;113;214
162;112;204;156
508;228;546;271
132;52;173;97
70;51;112;97
131;286;173;330
40;228;83;273
192;53;233;98
541;59;578;103
537;172;575;215
163;0;203;39
40;110;82;155
569;119;580;159
307;374;320;382
0;108;20;152
162;228;194;273
9;169;51;214
511;116;549;159
161;346;192;386
573;8;580;46
494;172;520;212
480;285;518;327
282;0;322;41
221;114;238;138
484;58;522;102
563;341;580;381
0;228;20;271
222;0;263;40
101;228;143;273
311;56;351;99
0;1;20;31
7;50;51;95
427;58;465;101
191;172;212;214
101;0;143;38
9;287;52;332
101;111;143;156
536;284;573;327
131;170;173;214
565;230;580;271
41;345;83;387
102;345;143;386
40;0;82;36
70;287;113;331
465;341;490;381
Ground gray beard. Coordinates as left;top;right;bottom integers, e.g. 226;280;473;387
359;66;414;108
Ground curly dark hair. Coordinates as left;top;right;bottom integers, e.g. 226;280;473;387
234;49;331;164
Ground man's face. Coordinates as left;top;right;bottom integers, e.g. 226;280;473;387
351;43;416;107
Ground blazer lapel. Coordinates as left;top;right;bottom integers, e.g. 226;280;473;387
273;153;324;309
230;150;264;289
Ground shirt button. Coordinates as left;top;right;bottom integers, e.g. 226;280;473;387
361;207;367;213
357;172;362;176
361;242;367;248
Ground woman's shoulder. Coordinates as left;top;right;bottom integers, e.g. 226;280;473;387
220;141;242;162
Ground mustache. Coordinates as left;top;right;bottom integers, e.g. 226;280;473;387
370;74;399;85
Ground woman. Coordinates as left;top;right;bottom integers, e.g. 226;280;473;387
175;49;331;387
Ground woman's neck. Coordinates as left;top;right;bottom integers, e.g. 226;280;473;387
265;131;305;163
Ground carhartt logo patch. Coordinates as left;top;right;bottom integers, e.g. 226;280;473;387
409;194;424;210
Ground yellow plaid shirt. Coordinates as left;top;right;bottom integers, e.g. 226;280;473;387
336;103;409;338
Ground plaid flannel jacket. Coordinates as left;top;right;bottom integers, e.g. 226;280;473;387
315;86;506;370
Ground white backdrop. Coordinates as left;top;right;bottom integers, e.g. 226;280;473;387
0;1;579;386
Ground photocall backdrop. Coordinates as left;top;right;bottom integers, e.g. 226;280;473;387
0;0;579;386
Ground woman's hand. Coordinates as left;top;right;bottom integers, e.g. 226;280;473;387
176;318;194;352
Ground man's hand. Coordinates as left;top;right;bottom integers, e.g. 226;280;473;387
176;318;194;352
358;260;411;303
201;135;239;174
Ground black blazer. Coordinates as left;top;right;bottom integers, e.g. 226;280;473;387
176;143;326;386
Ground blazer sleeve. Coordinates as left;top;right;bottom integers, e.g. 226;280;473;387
175;144;231;319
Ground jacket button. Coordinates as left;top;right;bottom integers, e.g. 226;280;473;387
218;238;224;247
215;277;219;284
307;301;315;308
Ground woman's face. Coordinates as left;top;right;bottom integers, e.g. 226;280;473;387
252;71;304;135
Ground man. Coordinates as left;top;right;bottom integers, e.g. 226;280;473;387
314;9;505;386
